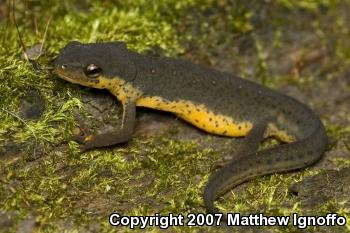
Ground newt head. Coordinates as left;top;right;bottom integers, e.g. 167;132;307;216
53;41;136;90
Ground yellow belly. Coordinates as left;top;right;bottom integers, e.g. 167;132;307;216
136;96;253;137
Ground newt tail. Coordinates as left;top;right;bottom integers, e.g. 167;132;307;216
204;101;328;213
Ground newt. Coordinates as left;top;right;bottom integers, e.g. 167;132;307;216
53;41;328;213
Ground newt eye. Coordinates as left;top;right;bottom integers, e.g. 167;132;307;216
85;64;102;78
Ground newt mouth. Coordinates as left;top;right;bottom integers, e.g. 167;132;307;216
54;69;101;88
54;70;79;84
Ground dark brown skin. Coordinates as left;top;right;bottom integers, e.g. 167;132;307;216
53;41;328;214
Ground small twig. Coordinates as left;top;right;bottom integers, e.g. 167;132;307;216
33;16;39;36
39;15;51;56
11;0;28;61
0;107;38;157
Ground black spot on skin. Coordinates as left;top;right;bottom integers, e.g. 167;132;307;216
186;104;189;108
202;124;206;127
172;106;176;109
187;110;191;114
209;118;212;121
195;119;199;123
222;130;227;135
238;126;242;130
196;108;200;112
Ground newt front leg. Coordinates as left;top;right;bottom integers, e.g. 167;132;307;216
77;100;136;151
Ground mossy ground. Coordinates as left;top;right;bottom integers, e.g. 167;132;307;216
0;0;350;232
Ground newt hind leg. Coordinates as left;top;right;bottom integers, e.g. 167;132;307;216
214;119;270;168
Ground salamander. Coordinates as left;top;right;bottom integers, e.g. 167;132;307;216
53;41;328;213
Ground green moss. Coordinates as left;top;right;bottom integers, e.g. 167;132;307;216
1;1;208;231
275;0;341;10
1;0;350;232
